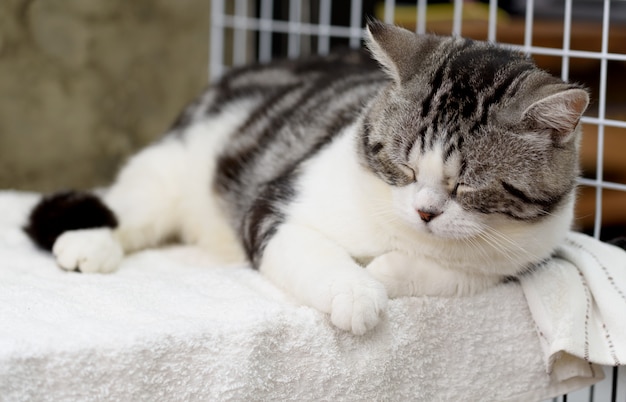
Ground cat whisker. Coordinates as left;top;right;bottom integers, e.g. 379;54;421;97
476;233;522;266
461;235;492;262
367;207;402;224
479;225;542;264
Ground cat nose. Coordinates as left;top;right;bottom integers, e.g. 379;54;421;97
417;209;441;223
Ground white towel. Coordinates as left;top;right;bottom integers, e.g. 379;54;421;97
521;231;626;381
0;191;605;401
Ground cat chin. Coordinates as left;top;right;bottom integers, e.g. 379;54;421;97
398;218;479;240
425;225;482;241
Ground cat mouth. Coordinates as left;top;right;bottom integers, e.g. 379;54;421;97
419;222;482;241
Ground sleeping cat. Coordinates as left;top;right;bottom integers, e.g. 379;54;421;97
25;21;589;335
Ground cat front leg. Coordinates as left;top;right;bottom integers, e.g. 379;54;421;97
260;223;388;335
366;251;501;298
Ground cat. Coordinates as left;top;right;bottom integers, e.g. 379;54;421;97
25;21;589;335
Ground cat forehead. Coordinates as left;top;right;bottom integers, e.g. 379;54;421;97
406;56;534;98
408;141;463;178
438;41;530;75
390;44;536;107
382;60;545;137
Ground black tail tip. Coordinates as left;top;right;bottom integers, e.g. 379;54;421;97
24;191;118;251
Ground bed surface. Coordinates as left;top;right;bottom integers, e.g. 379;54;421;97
0;191;600;401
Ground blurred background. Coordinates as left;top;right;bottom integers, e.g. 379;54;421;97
0;0;210;192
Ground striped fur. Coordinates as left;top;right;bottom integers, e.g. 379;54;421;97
206;51;386;265
206;25;588;264
29;22;590;334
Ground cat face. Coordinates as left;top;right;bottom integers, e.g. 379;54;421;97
361;21;589;241
390;144;481;239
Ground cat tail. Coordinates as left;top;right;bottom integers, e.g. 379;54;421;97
24;191;118;251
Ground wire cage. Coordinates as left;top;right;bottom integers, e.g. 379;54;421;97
209;0;626;400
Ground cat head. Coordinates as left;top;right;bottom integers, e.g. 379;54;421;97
360;21;589;245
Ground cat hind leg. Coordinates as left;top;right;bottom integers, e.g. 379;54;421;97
25;191;123;273
26;138;188;273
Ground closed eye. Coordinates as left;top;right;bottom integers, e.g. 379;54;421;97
399;163;417;182
452;182;474;196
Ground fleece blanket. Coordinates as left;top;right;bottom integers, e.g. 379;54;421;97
0;191;606;401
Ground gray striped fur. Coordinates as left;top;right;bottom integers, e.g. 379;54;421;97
185;21;588;266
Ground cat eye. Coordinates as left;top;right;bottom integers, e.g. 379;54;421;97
399;164;417;182
446;177;463;194
453;182;474;196
451;182;460;197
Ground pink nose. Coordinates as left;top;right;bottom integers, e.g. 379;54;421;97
417;209;441;223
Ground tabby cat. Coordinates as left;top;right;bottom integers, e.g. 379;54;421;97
26;21;589;335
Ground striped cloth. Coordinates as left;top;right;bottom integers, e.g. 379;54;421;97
521;231;626;380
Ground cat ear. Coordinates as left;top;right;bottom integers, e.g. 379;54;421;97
365;20;423;84
522;88;589;143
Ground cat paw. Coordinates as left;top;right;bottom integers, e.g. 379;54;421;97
366;252;414;298
329;278;388;335
52;228;123;273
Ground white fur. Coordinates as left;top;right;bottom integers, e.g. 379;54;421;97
264;127;574;304
53;228;123;273
261;222;387;335
259;126;393;333
105;99;255;264
52;100;253;275
51;100;574;334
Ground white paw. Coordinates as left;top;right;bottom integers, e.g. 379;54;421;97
329;278;388;335
366;252;414;298
52;228;123;274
